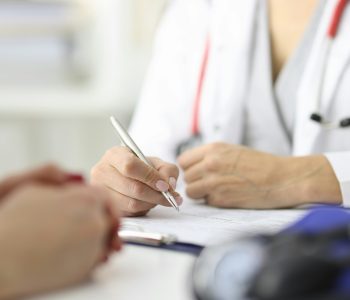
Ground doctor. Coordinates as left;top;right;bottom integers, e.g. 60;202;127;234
91;0;350;216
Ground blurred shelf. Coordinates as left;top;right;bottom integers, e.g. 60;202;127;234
0;0;89;36
0;0;130;117
0;90;136;118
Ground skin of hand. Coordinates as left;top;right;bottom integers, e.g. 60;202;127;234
91;146;183;217
0;164;82;200
0;182;122;299
178;143;342;209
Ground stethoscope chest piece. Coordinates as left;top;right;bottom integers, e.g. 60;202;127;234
310;113;350;129
309;0;350;130
176;134;203;156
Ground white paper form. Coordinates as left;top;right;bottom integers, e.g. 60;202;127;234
124;199;307;246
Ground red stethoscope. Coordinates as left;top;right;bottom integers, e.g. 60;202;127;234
176;0;350;155
310;0;350;129
175;37;210;155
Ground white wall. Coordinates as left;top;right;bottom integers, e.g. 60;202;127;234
0;0;167;178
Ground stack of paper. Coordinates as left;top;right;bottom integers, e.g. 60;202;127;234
125;198;307;246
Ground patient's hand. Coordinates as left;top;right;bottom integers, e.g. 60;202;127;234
91;146;183;217
0;183;121;299
0;164;80;200
178;143;342;209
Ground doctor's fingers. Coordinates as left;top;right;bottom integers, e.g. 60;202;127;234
186;178;213;200
148;157;180;189
178;143;225;170
183;159;215;183
183;151;229;184
108;189;156;217
178;148;204;170
91;164;173;207
102;147;172;193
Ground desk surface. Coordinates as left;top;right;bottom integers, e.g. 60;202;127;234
31;245;196;300
29;204;307;300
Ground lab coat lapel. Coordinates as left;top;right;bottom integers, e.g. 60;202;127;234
323;3;350;114
201;0;258;144
294;0;350;155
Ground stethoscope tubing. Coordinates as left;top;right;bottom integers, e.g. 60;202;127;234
190;0;350;136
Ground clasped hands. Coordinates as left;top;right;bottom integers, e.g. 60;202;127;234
0;165;122;299
92;142;342;217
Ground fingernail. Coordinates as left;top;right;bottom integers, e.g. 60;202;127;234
169;177;177;190
67;174;85;183
156;180;169;192
175;196;183;205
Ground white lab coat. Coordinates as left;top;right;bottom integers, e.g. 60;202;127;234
130;0;350;205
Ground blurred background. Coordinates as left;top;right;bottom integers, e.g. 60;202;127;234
0;0;167;177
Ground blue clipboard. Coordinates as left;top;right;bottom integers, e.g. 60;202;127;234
119;228;204;256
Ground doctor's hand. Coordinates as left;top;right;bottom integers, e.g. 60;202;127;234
178;143;342;209
91;146;183;217
0;183;121;300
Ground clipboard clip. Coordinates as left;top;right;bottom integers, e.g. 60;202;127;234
119;221;204;255
119;230;178;246
119;221;177;246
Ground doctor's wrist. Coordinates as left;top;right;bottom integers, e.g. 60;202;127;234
288;155;342;206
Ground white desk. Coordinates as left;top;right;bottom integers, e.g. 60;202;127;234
29;204;306;300
31;245;196;300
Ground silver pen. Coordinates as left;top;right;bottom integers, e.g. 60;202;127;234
110;116;180;211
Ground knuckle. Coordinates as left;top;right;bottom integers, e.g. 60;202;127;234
207;143;218;151
204;156;219;172
120;156;138;176
104;146;121;158
41;163;61;175
103;147;124;163
104;149;114;160
90;164;106;184
90;165;100;180
208;142;225;152
143;167;158;185
41;163;56;170
129;181;146;198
